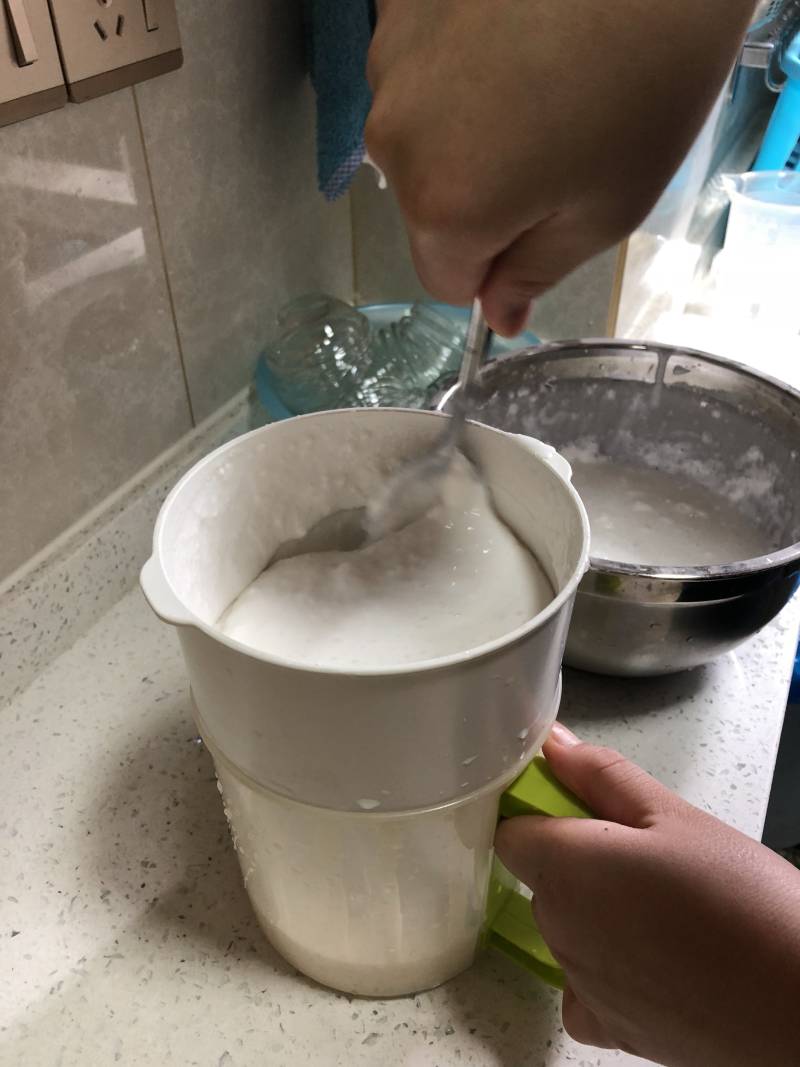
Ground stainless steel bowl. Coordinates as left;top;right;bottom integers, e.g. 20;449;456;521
437;340;800;676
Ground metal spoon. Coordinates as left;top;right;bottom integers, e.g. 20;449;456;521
271;299;493;564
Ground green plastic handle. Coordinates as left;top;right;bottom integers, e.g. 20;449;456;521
484;754;592;988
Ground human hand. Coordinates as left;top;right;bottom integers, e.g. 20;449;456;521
495;723;800;1067
366;0;754;335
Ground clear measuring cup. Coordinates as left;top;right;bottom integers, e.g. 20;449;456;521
717;171;800;331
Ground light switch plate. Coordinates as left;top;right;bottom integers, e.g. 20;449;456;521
48;0;182;103
1;0;67;127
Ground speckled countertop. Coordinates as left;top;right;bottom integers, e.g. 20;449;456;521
2;587;798;1067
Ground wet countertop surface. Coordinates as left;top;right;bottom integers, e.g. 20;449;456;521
2;588;798;1066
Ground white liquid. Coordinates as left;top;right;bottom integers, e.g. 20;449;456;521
216;757;499;997
217;454;553;668
571;459;766;566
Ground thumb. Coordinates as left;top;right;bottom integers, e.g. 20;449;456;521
541;723;687;828
561;986;620;1051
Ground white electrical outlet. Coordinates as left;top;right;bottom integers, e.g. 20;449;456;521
48;0;182;102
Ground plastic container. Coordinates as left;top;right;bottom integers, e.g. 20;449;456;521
717;170;800;330
261;295;372;414
254;297;539;422
214;751;504;997
369;301;467;399
261;296;466;415
141;408;590;995
211;745;592;997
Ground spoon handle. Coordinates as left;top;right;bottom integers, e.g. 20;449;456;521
448;299;493;433
461;298;492;394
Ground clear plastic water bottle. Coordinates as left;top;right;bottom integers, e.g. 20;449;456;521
368;302;467;403
263;295;372;414
260;295;468;416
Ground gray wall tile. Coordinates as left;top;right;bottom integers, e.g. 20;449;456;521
134;0;354;421
351;170;425;306
0;91;191;580
533;247;620;340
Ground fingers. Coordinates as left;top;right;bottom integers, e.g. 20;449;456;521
478;213;611;336
494;814;573;892
562;986;620;1050
494;724;690;893
403;202;616;338
494;725;691;900
406;228;493;311
542;723;688;828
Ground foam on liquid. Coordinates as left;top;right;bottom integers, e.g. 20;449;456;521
570;459;766;566
217;453;553;668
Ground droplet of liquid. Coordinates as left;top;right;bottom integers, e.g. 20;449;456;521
462;755;478;766
357;798;381;810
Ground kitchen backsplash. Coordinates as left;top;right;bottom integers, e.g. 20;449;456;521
0;0;352;581
0;0;616;584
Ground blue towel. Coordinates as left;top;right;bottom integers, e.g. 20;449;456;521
303;0;376;201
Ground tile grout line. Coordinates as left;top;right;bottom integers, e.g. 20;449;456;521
348;185;360;304
132;85;197;426
1;388;250;706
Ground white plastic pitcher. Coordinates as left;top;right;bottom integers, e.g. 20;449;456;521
141;409;590;996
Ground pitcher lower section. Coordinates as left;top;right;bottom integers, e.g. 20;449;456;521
212;750;516;997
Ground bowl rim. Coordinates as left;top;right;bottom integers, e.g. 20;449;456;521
436;337;800;585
